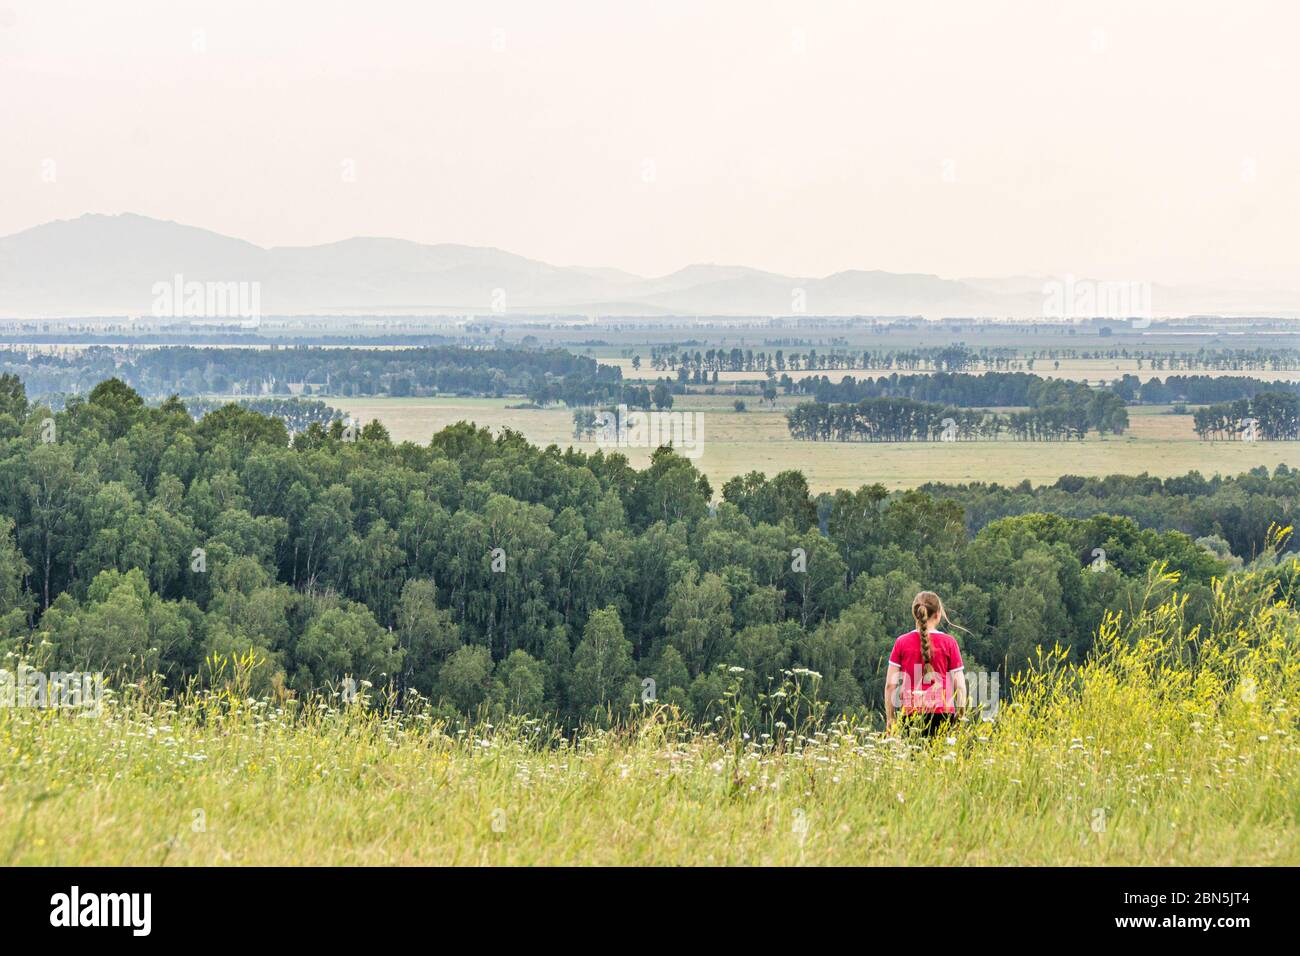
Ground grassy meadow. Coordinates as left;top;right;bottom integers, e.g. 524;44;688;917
328;396;1300;493
2;569;1296;866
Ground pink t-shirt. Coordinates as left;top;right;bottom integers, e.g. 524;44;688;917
888;630;964;714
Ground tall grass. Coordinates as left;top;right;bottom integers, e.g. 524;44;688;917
1;567;1296;865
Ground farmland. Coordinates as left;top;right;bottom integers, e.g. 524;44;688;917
329;395;1300;493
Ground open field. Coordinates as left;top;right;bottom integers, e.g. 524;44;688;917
331;396;1300;493
2;572;1295;865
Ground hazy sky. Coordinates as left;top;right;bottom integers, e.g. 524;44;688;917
3;0;1298;284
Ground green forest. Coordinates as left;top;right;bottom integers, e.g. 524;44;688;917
0;373;1284;727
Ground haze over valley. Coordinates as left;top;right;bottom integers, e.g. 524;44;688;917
5;213;1299;319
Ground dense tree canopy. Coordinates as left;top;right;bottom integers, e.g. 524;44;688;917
0;373;1250;727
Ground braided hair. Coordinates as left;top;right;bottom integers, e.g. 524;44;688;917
912;590;943;679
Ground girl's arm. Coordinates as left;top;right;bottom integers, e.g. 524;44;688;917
950;668;967;712
884;663;901;731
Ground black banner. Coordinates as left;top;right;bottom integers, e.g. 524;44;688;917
0;866;1286;942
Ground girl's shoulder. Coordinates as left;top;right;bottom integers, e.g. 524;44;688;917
932;630;960;648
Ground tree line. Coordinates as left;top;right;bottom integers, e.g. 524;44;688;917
1192;392;1300;440
1112;374;1300;405
787;396;1124;442
183;397;343;433
1129;348;1300;372
915;466;1300;565
0;345;625;405
651;345;991;375
786;370;1126;430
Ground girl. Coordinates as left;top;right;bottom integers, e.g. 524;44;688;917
884;590;967;736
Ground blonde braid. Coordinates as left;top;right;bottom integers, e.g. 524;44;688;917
913;600;934;678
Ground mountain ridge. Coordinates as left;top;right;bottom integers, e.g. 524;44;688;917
1;213;1297;318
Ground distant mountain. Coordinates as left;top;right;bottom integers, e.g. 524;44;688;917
1;213;1296;318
